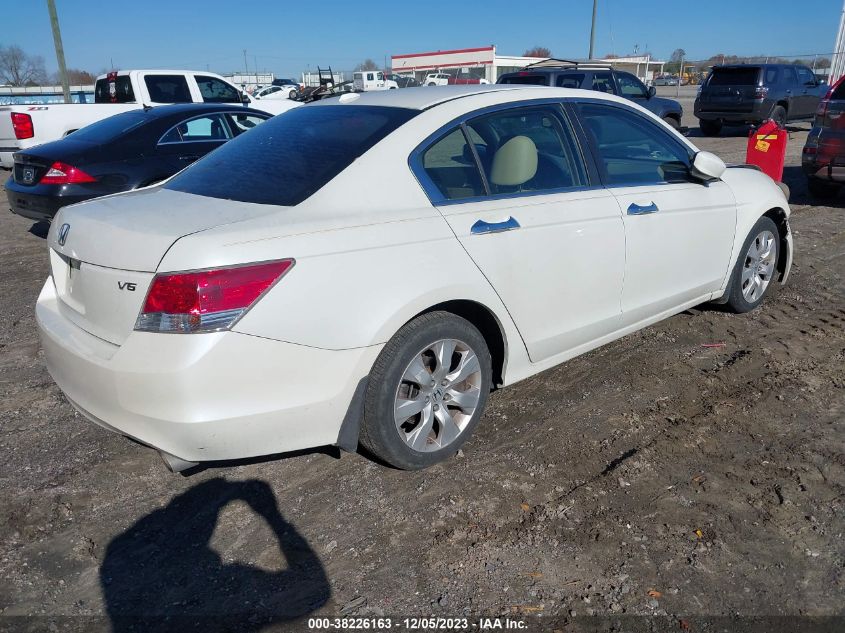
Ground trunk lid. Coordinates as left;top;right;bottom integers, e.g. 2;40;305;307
48;187;280;345
13;139;94;186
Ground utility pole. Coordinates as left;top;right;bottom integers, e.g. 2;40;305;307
676;52;684;98
46;0;70;103
243;49;248;77
588;0;598;59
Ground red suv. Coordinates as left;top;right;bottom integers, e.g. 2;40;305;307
803;75;845;199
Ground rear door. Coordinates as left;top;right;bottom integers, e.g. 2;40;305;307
576;100;736;326
415;103;626;362
793;66;822;118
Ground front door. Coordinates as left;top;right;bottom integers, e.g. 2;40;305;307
416;104;625;363
576;101;737;326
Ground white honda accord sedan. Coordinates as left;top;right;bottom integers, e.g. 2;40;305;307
37;85;792;471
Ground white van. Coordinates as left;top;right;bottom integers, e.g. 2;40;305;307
352;71;398;92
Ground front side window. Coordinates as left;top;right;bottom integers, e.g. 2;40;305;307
225;112;269;135
159;114;232;144
196;75;241;103
616;72;647;99
795;66;817;86
144;75;192;103
578;102;692;186
166;105;418;206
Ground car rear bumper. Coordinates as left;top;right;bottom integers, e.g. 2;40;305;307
6;183;93;221
36;278;382;463
694;100;769;123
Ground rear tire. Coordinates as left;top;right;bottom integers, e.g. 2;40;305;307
807;177;840;199
770;105;787;127
662;115;680;131
360;312;492;470
724;216;780;313
699;119;722;136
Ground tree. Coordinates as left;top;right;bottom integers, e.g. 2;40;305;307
523;46;552;58
355;59;379;72
56;68;96;85
669;48;686;63
0;44;47;86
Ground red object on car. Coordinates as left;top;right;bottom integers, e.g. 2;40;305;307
746;119;787;182
11;112;34;139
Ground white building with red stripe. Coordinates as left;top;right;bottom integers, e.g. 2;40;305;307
390;46;665;84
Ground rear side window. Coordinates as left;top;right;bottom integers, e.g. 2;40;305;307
422;129;486;200
578;102;692;186
196;75;241;103
556;73;584;88
94;76;135;103
67;110;149;141
591;71;614;93
165;106;418;206
144;75;192;103
500;74;549;86
764;67;780;84
708;67;760;86
467;106;585;194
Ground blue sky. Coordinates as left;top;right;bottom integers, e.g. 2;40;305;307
3;0;841;77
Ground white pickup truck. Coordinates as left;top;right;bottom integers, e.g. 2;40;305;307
0;70;299;168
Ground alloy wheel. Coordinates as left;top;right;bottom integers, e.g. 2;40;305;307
741;229;777;302
393;339;482;452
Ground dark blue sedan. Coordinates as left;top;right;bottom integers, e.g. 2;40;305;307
6;103;271;221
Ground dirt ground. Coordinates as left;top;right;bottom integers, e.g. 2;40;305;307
0;97;843;632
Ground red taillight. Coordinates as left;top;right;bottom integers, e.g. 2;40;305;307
816;98;829;119
135;260;294;333
39;161;97;185
11;112;34;139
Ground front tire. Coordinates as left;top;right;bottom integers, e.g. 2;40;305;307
360;312;492;470
699;118;722;136
724;216;780;313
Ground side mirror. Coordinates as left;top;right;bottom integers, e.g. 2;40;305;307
691;151;726;181
647;86;656;99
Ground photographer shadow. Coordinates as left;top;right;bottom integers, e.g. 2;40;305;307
101;477;330;632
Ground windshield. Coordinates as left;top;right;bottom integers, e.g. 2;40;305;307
66;110;150;142
165;105;418;206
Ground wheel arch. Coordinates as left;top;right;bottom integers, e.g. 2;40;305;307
412;299;508;387
763;206;791;281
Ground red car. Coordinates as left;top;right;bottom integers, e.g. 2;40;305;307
803;75;845;198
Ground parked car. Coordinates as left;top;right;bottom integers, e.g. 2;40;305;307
6;104;270;220
498;60;684;129
352;71;398;92
37;85;792;473
802;74;845;198
0;69;298;168
653;75;679;86
424;73;452;86
385;74;419;88
694;63;827;136
254;84;298;100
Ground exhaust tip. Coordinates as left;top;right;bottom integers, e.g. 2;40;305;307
159;451;199;473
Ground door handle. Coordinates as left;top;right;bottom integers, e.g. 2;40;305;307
471;216;521;234
627;202;659;215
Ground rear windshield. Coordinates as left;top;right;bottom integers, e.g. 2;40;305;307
165;105;418;206
95;76;136;103
708;67;760;86
66;110;149;142
499;74;550;86
832;80;845;100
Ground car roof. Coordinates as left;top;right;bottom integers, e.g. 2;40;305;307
126;103;270;118
310;84;550;111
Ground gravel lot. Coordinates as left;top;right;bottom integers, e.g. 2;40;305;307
0;93;843;632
